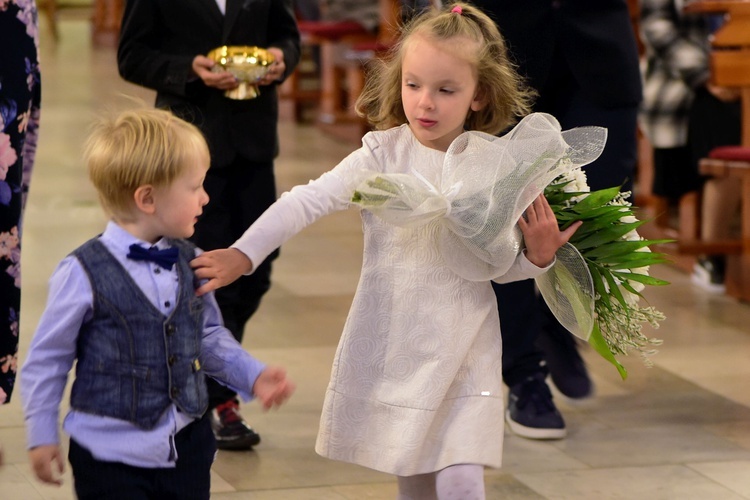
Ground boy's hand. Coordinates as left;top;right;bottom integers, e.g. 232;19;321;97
191;248;253;296
519;194;581;267
192;55;240;91
258;47;286;86
29;444;64;486
253;366;295;410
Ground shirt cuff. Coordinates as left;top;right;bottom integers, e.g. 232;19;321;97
26;413;60;449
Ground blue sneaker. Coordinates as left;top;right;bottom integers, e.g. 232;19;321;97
506;374;566;440
537;327;593;399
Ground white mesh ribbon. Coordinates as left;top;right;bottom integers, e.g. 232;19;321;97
351;113;607;339
535;243;596;340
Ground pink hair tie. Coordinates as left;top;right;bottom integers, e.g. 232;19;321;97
451;5;462;14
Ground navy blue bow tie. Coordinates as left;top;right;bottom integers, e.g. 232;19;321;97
127;244;180;270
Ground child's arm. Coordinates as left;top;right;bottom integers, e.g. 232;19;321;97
21;257;92;486
192;248;253;296
252;366;295;410
28;445;64;486
199;286;295;407
518;193;581;267
191;139;384;295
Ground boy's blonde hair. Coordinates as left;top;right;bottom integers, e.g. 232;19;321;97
356;2;535;135
83;108;209;220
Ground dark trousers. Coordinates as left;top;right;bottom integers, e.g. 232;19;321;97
190;156;278;408
68;416;216;500
497;48;638;385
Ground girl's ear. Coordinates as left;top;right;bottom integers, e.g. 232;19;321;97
134;185;156;214
471;89;488;112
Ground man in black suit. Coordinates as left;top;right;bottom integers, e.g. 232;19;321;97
118;0;300;450
469;0;642;439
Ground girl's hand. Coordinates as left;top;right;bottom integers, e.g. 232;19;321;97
191;248;253;296
29;444;64;486
519;194;581;267
252;366;295;410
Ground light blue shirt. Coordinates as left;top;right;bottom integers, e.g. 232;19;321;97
21;221;265;468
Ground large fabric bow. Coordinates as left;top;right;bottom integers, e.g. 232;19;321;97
351;113;607;340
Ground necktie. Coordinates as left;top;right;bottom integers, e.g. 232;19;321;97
127;244;180;270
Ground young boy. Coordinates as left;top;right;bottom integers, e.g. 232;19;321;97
20;108;294;499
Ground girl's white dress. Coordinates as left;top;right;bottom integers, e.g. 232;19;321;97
234;124;550;475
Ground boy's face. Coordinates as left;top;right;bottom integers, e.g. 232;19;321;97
401;35;483;152
152;149;210;239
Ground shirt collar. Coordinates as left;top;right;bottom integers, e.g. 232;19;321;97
100;221;171;255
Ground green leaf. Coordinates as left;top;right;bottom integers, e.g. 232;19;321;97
586;240;669;258
573;205;629;221
602;268;629;310
589;265;612;310
596;252;670;269
597;254;666;271
570;186;621;212
619;279;644;298
576;209;636;230
584;240;669;259
574;222;644;250
588;323;628;379
611;272;671;286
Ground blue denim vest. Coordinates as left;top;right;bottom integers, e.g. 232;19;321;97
69;238;208;429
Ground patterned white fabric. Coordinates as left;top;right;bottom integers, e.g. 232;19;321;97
234;124;551;475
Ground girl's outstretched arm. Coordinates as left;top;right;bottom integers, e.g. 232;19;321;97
191;248;254;296
518;194;581;267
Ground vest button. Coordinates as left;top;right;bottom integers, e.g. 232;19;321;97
171;387;179;398
168;355;176;365
166;324;175;335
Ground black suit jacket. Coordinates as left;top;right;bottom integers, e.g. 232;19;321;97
118;0;301;167
470;0;642;108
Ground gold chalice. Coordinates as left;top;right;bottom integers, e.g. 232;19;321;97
207;45;275;100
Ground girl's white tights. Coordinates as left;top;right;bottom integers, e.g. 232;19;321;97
396;464;485;500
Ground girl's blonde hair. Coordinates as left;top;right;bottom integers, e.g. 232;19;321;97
83;108;209;220
356;2;535;135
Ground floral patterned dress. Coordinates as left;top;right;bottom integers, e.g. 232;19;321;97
0;0;41;404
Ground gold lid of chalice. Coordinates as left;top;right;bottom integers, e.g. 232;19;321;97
207;45;275;100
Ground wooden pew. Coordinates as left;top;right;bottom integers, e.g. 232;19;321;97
92;0;123;46
682;0;750;301
282;0;400;134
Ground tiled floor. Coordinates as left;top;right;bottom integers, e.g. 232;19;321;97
2;15;750;500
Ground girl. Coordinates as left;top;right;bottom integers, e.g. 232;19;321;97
192;3;599;498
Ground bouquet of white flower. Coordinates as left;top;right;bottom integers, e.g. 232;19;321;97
543;170;669;378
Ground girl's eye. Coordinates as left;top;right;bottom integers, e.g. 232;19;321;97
440;88;454;94
405;82;417;89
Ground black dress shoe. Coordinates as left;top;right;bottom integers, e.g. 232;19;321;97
210;399;261;450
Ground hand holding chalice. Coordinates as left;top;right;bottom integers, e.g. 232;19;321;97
206;46;276;100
